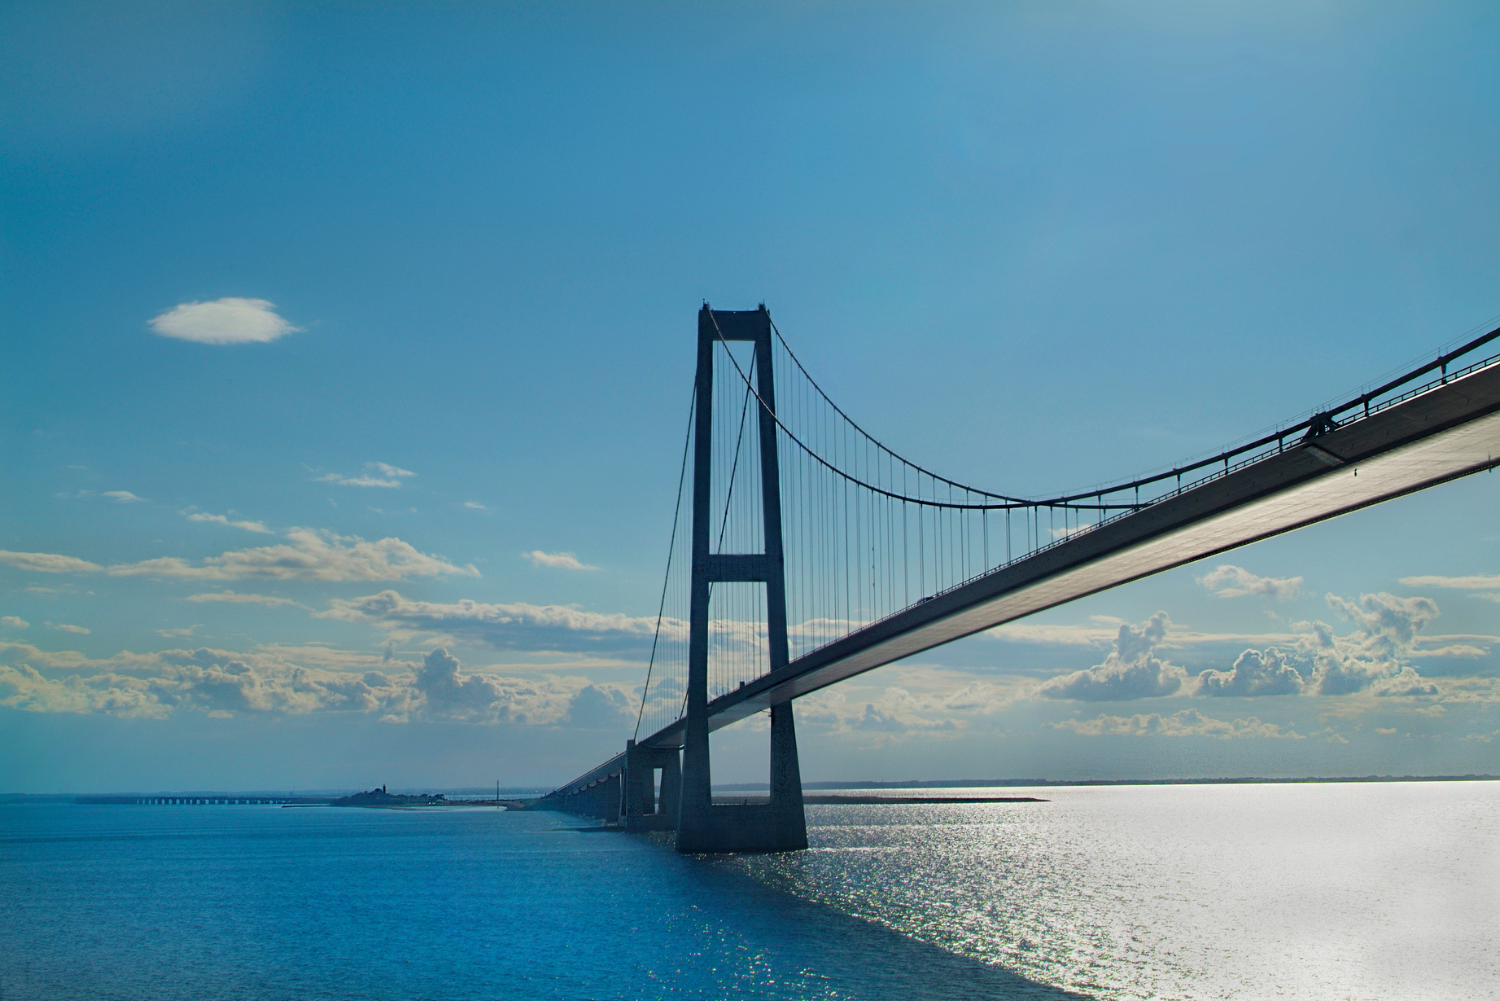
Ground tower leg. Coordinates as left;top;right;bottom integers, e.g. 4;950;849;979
769;701;808;848
657;749;681;820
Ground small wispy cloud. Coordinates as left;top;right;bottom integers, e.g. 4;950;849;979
1052;709;1302;740
108;530;475;582
185;512;273;534
149;298;300;345
1;616;27;629
522;551;598;571
315;462;417;489
1198;565;1302;601
156;626;200;638
316;473;399;488
464;501;487;511
103;490;146;504
3;532;475;584
0;551;103;574
1400;574;1500;591
46;622;91;635
185;591;299;607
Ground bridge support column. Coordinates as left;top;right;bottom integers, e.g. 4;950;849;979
625;742;683;832
658;749;681;821
769;701;807;844
675;304;807;853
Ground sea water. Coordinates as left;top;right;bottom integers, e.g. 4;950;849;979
1;781;1495;1000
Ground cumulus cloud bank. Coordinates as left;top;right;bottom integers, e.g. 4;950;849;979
1198;565;1302;600
1038;613;1188;701
1036;592;1459;703
0;641;631;725
150;298;300;345
1197;647;1305;697
1304;592;1444;696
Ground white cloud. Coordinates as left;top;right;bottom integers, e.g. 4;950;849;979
156;626;200;638
783;681;972;739
464;501;487;510
46;622;90;635
1;617;27;629
563;682;636;729
1038;613;1188;701
1303;592;1443;696
184;591;298;607
103;529;475;582
987;621;1116;647
103;490;146;504
1399;574;1500;590
149;298;299;345
1197;647;1305;697
1198;565;1303;601
315;462;416;489
1053;709;1302;739
412;647;532;721
1371;666;1440;698
852;686;962;734
0;551;103;574
316;473;400;488
523;550;599;571
321;590;665;653
185;512;273;533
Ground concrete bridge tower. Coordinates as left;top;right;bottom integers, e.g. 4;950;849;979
630;305;807;852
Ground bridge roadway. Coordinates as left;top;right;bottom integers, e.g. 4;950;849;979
548;354;1500;801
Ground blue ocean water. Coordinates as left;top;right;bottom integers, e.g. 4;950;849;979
0;799;1071;1000
3;782;1496;1000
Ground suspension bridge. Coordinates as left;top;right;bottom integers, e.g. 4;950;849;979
536;306;1500;851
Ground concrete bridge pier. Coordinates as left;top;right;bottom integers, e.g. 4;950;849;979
623;740;682;831
675;699;806;853
557;771;622;821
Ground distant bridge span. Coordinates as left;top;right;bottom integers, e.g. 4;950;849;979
539;311;1500;850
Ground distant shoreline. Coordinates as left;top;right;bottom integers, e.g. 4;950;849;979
2;774;1496;802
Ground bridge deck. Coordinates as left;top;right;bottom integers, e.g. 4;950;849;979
630;359;1500;750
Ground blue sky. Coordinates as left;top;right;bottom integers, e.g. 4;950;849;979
4;1;1500;792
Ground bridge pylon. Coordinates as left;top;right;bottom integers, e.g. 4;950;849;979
651;304;807;852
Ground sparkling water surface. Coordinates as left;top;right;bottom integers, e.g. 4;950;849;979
2;781;1494;1000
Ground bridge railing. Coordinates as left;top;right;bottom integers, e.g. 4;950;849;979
877;340;1500;619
